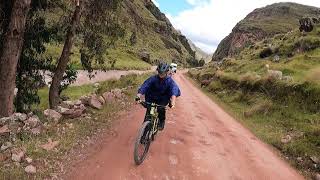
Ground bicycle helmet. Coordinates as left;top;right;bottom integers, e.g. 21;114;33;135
157;61;170;74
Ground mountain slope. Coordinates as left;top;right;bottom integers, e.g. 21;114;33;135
212;2;320;61
116;0;196;66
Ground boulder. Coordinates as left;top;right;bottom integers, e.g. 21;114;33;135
24;116;40;128
1;142;12;151
102;92;115;102
0;125;10;135
61;101;74;109
25;165;37;174
310;156;319;164
88;95;102;110
12;113;27;122
44;109;62;123
11;149;25;162
267;70;283;80
98;96;106;105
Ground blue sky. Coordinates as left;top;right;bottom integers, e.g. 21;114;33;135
152;0;320;54
155;0;192;16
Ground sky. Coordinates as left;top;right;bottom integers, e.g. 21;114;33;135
152;0;320;54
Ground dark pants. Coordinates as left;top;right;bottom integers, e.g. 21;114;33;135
144;100;168;125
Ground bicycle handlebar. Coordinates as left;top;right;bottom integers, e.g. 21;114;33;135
139;101;167;109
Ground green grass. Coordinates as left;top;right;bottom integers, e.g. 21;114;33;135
0;73;151;179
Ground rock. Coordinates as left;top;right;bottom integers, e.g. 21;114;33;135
310;156;320;164
314;173;320;180
0;153;7;162
0;117;11;126
64;109;84;119
1;142;12;151
281;135;292;144
12;113;27;122
25;165;37;174
282;76;293;82
267;70;283;80
98;96;106;105
102;92;115;102
30;126;43;136
40;138;59;151
201;79;211;87
61;101;74;109
11;149;25;162
80;95;90;106
8;120;24;134
44;109;62;123
24;116;40;128
273;55;280;62
297;157;303;162
111;88;123;99
0;125;10;134
74;100;82;106
88;95;102;110
57;106;72;115
25;157;33;164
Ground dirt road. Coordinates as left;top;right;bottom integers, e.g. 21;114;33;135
66;73;304;180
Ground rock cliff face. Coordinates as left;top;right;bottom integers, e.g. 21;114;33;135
212;2;320;61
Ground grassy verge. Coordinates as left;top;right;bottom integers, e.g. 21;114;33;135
0;73;152;179
188;70;320;179
45;43;151;71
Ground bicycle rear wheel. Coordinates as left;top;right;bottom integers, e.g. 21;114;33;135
134;121;152;165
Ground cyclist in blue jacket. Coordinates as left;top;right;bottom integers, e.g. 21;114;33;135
136;61;181;130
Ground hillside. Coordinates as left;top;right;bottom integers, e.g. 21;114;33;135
212;2;320;61
46;0;196;70
190;2;320;178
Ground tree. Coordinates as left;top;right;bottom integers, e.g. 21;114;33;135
49;0;82;108
0;0;32;117
49;0;124;108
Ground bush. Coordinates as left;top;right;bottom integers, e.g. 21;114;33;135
295;36;320;52
207;81;223;92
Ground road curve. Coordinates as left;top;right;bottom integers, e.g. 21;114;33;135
66;72;304;180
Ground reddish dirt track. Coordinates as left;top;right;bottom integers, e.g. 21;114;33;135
66;72;304;180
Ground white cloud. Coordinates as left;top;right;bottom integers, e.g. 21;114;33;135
152;0;160;8
170;0;320;53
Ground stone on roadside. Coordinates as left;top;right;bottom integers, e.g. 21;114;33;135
13;113;27;122
44;109;62;123
102;92;115;102
25;157;33;164
0;125;10;134
11;149;25;162
1;142;12;151
24;116;40;128
310;156;319;164
98;96;106;105
281;135;292;144
25;165;37;174
61;101;74;109
88;95;102;110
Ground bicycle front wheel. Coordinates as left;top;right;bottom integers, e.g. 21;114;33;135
134;121;152;165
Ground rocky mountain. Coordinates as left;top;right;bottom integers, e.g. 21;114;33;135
212;2;320;61
118;0;196;65
188;39;212;63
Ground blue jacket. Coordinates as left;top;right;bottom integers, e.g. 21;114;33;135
138;75;181;104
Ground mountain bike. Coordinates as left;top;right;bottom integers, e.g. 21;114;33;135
133;101;167;165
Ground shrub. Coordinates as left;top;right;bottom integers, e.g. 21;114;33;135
207;81;223;92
